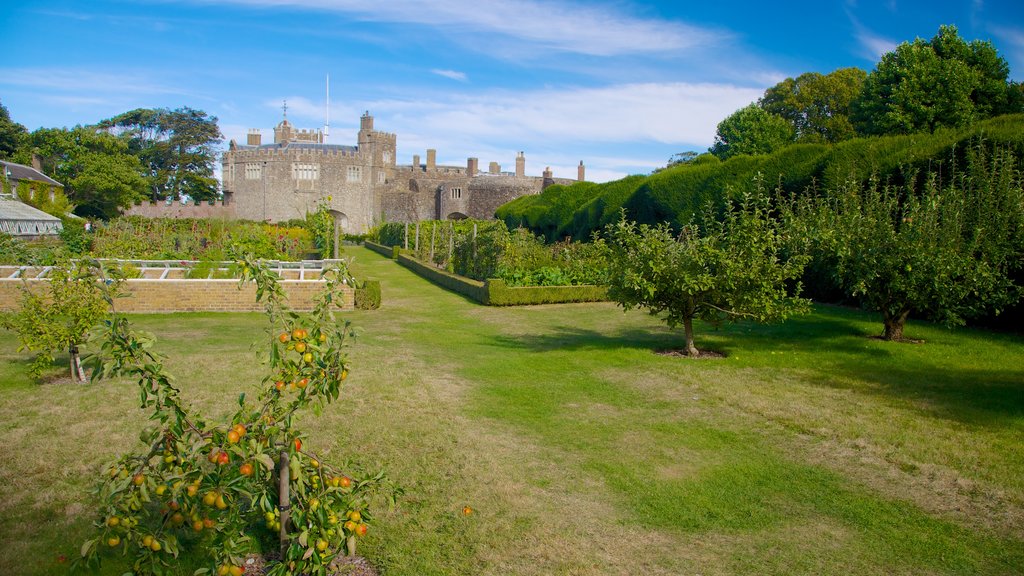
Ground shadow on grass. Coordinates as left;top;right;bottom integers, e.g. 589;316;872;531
824;359;1024;425
491;307;879;358
489;303;1024;425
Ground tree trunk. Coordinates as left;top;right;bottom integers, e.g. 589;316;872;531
69;344;86;383
683;317;699;357
278;451;291;557
882;310;910;341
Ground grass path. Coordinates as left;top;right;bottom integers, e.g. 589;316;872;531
0;245;1022;575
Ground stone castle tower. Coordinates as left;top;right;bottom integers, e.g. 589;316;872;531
222;112;581;233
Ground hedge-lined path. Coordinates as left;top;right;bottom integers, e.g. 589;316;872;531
0;245;1021;575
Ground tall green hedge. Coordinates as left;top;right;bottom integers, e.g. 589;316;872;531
496;114;1024;241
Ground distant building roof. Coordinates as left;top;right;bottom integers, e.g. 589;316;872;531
0;195;63;236
0;160;63;188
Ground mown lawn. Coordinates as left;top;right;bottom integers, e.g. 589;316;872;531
1;245;1022;575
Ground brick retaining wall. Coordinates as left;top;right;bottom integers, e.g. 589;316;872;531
0;278;353;313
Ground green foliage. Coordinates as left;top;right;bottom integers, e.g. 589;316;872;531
0;99;27;160
498;115;1024;243
782;142;1023;340
305;199;336;259
24;126;148;219
98;107;222;202
604;182;809;356
0;260;117;381
710;104;795;160
14;179;74;217
852;25;1018;135
761;67;867;143
58;217;92;255
76;254;390;575
90;217;313;261
354;280;381;310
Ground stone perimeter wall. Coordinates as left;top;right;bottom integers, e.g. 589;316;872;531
123;201;236;220
0;278;353;313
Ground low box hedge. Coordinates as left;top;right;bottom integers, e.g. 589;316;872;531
485;279;608;306
397;254;490;303
394;254;608;306
364;240;397;259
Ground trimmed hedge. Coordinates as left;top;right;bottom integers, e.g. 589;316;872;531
486;279;607;306
497;114;1024;241
397;254;489;303
395;254;608;306
364;240;396;259
354;280;382;310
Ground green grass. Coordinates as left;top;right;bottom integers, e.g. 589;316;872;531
1;245;1022;575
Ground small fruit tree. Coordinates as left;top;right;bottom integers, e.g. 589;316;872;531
1;260;113;382
76;254;388;575
604;183;809;356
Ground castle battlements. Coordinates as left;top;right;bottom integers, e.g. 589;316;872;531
230;147;361;159
220;111;586;232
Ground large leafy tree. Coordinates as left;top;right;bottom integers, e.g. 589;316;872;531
783;144;1023;340
0;99;27;160
99;107;223;202
852;25;1018;135
27;126;147;219
760;68;867;143
709;104;794;160
604;185;808;356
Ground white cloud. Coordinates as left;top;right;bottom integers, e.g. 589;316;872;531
187;0;726;57
0;67;190;96
259;81;765;181
845;10;898;62
431;69;468;82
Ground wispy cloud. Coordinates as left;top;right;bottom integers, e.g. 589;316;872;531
187;0;727;57
990;25;1024;80
0;67;191;97
845;9;898;62
431;69;467;82
254;81;764;180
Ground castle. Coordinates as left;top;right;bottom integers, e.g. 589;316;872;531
214;112;584;233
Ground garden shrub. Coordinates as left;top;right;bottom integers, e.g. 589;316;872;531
354;280;381;310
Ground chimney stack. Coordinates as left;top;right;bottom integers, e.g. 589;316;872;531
413;154;421;171
467;157;478;177
426;149;436;171
578;161;585;182
542;166;554;189
515;151;525;177
247;129;262;146
489;161;500;174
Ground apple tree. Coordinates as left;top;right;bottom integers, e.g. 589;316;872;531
604;182;809;356
1;260;115;382
782;145;1023;341
75;254;391;576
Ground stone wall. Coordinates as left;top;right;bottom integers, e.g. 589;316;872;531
0;278;353;313
123;201;235;220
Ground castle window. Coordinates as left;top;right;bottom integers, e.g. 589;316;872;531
347;166;362;183
377;171;385;184
292;163;319;180
383;150;392;163
244;163;262;180
450;187;462;200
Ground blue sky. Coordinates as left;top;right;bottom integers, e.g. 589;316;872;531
2;1;1023;182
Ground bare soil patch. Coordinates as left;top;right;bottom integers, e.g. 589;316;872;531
655;348;726;359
